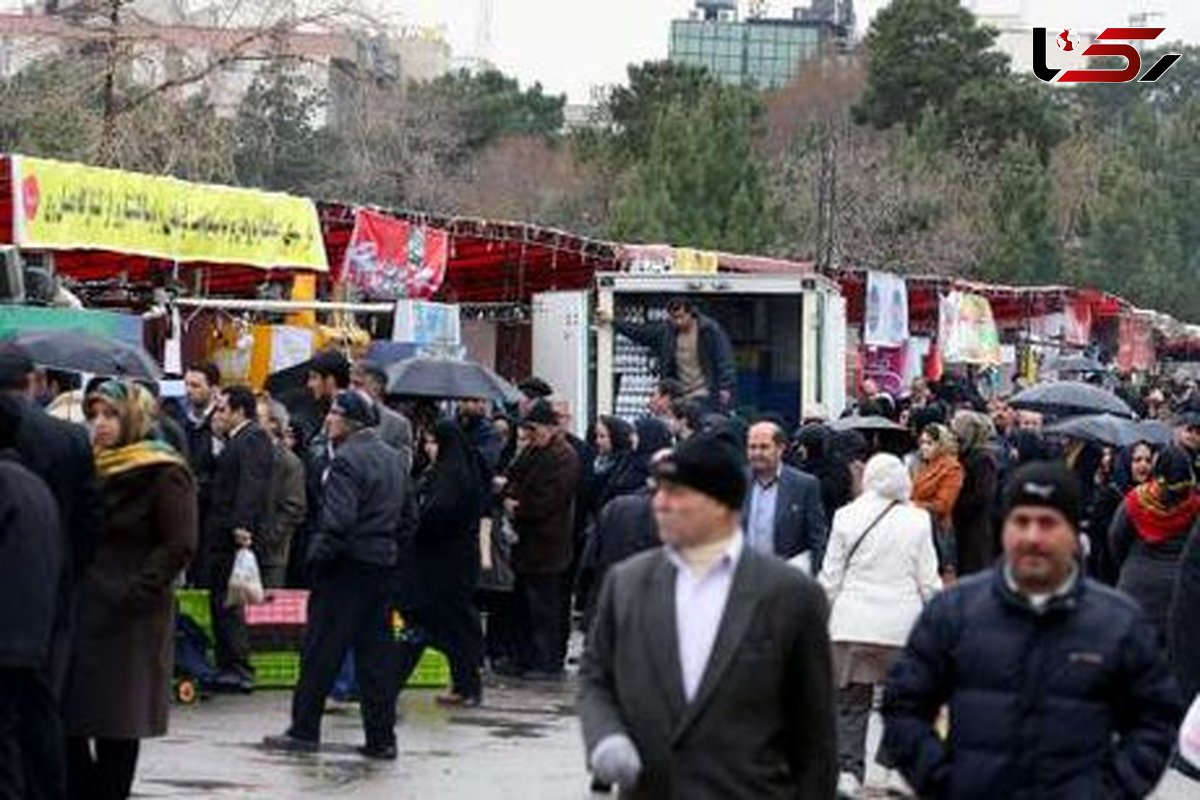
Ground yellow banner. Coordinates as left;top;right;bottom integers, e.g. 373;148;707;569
12;155;328;271
672;247;718;275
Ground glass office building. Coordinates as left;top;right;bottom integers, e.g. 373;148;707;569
669;18;828;88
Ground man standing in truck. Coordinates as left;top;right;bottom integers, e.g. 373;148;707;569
600;299;736;413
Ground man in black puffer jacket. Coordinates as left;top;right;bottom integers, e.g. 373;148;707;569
265;390;416;761
0;394;64;799
884;461;1182;800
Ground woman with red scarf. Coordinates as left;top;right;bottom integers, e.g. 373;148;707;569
1110;446;1200;639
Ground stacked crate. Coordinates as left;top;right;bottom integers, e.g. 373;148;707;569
174;589;450;690
613;303;666;419
245;590;308;689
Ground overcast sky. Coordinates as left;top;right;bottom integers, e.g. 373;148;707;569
395;0;1199;101
0;2;1190;100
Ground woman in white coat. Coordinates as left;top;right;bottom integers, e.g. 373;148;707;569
818;453;942;798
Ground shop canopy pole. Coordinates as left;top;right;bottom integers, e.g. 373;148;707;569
172;297;396;315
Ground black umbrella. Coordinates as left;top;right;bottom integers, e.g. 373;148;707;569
829;415;907;433
1046;354;1106;374
265;357;316;398
4;328;161;381
1047;414;1174;448
829;414;914;457
386;356;521;403
1009;381;1134;419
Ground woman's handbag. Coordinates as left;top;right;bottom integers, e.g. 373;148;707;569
478;513;516;592
842;501;900;574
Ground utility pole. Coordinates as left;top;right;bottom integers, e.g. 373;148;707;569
815;119;838;269
475;0;495;69
99;0;126;165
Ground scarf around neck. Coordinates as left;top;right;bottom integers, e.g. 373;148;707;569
95;440;186;481
1125;481;1200;545
914;455;960;493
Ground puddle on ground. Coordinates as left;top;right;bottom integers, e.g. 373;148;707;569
234;741;382;788
448;714;548;739
402;749;455;758
302;756;376;788
142;778;257;792
469;704;562;717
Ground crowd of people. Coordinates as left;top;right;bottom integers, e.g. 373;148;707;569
582;369;1200;799
2;316;1200;797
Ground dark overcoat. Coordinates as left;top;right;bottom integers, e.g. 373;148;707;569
65;462;197;739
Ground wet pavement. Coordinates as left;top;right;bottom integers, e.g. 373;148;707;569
138;676;1197;798
137;676;592;799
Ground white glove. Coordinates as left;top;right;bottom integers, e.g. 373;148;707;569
590;734;642;788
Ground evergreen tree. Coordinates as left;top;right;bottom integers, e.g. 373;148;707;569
412;69;566;155
854;0;1007;132
979;141;1059;284
233;64;331;193
611;89;774;252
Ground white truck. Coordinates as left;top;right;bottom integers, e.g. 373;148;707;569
529;269;846;438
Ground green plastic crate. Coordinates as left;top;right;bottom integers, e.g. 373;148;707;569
176;589;212;639
246;648;449;691
251;651;301;689
408;649;450;689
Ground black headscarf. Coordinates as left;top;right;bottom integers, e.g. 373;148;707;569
702;414;746;456
796;423;854;521
832;429;869;464
634;417;674;466
421;418;483;522
1153;446;1197;507
795;423;830;462
909;404;947;436
596;416;634;455
589;416;649;512
1013;429;1048;465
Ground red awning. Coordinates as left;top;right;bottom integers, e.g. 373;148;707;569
318;203;616;305
832;268;1129;334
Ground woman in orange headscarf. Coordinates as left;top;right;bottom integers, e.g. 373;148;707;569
911;423;964;577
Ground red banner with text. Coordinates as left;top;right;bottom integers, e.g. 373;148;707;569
340;210;448;300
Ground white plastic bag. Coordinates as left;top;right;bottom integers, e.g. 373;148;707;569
787;551;812;576
225;546;265;608
1180;693;1200;773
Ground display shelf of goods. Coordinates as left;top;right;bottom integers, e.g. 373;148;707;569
614;303;667;418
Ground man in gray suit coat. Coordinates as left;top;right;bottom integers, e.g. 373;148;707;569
580;434;837;799
351;361;413;475
744;421;829;573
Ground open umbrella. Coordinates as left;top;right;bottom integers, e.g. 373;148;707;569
829;415;907;433
386;356;521;403
1009;381;1134;419
1045;354;1106;374
265;357;316;398
829;414;913;458
4;328;162;381
1047;414;1174;448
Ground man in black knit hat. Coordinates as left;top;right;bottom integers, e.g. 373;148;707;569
884;461;1182;800
580;433;837;798
265;390;416;760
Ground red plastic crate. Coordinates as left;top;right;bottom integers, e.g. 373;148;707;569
245;590;309;626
